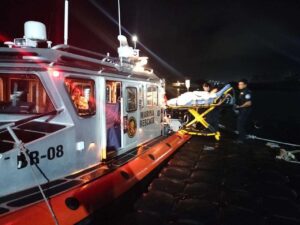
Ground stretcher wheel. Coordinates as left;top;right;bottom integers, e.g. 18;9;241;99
183;112;191;124
215;131;221;141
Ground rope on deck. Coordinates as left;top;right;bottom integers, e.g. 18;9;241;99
247;134;300;147
247;134;300;164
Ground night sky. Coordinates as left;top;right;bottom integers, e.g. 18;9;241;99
1;0;300;82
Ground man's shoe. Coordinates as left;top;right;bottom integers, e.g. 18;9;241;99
233;140;244;144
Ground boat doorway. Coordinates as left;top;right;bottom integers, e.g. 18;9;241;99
106;80;122;158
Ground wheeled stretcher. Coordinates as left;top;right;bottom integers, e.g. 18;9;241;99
167;84;234;140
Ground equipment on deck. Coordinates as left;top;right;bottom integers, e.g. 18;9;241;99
166;84;234;140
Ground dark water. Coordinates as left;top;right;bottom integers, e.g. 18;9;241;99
252;90;300;122
221;90;300;144
250;90;300;144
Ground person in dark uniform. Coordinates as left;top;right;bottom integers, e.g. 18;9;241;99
235;79;252;143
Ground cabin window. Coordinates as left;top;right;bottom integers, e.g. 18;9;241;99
126;87;137;112
147;85;158;106
106;81;122;103
0;74;55;114
65;77;96;117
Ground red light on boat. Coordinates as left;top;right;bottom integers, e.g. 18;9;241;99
52;70;60;77
48;68;60;78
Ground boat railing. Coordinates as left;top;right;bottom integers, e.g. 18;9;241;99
52;44;118;63
0;109;63;132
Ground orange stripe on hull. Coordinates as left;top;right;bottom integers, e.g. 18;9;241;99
0;132;190;225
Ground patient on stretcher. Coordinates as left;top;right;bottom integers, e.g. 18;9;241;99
167;84;232;106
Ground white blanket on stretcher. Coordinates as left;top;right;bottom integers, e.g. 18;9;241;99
167;84;231;106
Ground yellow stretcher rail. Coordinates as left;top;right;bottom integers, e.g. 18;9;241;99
171;87;233;141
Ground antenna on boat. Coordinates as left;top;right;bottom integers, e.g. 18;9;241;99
64;0;69;45
118;0;122;37
116;0;144;70
117;0;123;65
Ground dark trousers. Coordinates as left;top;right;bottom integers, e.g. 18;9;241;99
237;109;251;141
206;108;220;132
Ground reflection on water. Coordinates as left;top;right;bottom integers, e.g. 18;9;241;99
250;90;300;143
252;90;300;122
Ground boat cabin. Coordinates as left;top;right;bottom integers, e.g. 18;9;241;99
0;22;165;197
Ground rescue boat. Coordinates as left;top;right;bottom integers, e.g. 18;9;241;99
0;3;190;224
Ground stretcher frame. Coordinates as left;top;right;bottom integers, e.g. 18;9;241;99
169;87;233;140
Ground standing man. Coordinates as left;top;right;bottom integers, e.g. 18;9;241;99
202;82;218;93
235;79;252;143
202;82;219;132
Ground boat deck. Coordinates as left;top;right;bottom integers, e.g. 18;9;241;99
89;135;300;225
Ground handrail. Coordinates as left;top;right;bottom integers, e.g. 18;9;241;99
22;56;51;62
4;125;60;225
52;44;116;60
0;108;63;131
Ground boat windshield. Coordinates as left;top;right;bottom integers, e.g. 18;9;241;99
0;74;55;114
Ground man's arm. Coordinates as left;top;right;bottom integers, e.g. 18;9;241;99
237;100;252;108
